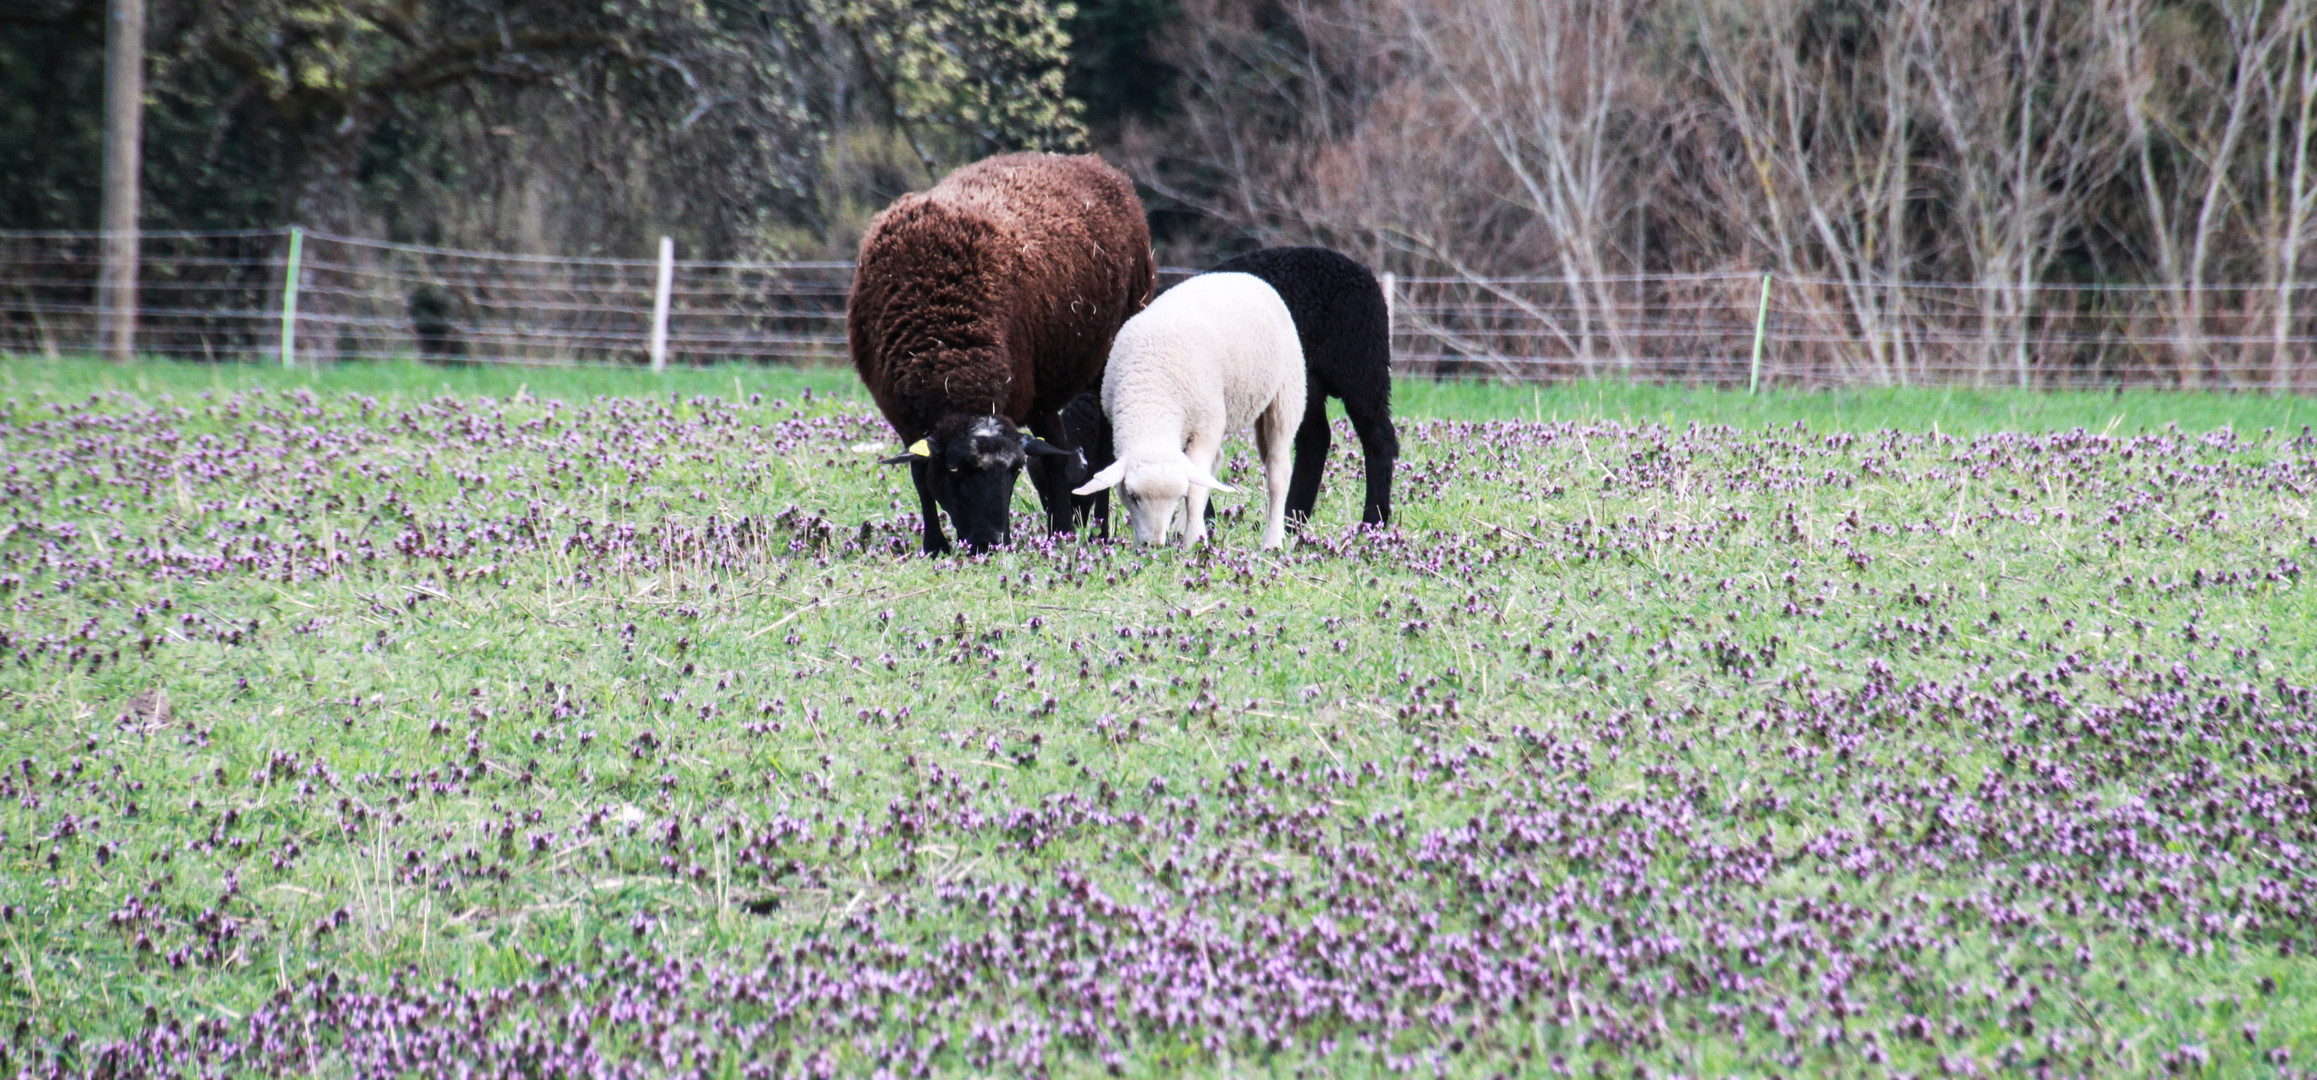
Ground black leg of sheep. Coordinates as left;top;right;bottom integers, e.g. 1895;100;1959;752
1343;391;1399;525
1059;390;1114;538
908;459;952;556
1073;482;1113;539
1284;387;1397;527
1025;411;1079;538
1284;388;1332;527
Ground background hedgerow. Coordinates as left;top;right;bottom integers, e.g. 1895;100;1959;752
0;356;2313;1078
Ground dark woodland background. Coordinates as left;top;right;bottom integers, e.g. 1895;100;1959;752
7;0;2317;302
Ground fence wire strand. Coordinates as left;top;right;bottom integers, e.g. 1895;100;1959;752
3;229;2314;388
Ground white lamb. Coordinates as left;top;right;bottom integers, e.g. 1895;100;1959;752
1071;272;1307;549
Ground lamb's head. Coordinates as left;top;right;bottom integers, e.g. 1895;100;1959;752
883;414;1075;554
1071;453;1236;546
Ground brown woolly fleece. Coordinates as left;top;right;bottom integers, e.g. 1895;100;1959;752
848;153;1156;442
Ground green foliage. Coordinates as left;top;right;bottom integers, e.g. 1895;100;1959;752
828;0;1088;159
0;10;104;229
1066;0;1180;129
2;3;305;232
0;0;1096;251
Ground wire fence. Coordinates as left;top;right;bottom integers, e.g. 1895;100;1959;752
4;227;2315;389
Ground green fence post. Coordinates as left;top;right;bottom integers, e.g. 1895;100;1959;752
281;225;304;368
1749;272;1772;395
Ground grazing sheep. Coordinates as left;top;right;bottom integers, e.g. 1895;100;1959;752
1209;246;1399;525
1071;272;1305;549
849;152;1155;554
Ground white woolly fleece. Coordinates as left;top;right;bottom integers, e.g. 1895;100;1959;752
1088;271;1307;548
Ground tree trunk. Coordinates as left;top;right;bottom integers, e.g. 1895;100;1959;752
97;0;143;363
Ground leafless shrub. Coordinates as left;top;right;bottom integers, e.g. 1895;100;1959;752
1131;0;2317;387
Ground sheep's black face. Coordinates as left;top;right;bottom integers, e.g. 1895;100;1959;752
928;415;1029;554
886;415;1077;555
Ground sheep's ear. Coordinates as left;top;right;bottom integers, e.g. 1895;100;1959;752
1071;460;1127;496
1022;435;1075;460
879;438;933;465
1185;462;1238;494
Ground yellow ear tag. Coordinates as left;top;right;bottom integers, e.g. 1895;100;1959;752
908;439;931;458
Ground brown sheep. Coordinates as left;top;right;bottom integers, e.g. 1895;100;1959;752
849;152;1156;554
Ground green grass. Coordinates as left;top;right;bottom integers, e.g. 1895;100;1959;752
10;354;2312;433
0;355;871;407
1;355;2312;1077
1394;376;2316;432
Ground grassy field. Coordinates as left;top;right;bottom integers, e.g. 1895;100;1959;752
1;356;2312;1077
8;354;2316;433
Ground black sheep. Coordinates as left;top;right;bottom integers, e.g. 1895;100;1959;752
849;152;1155;554
1209;247;1399;526
1065;248;1398;534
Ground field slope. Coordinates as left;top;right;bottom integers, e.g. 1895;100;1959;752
1;358;2313;1078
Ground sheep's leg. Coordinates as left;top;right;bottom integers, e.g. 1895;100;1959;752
1182;440;1222;547
909;458;951;555
1182;473;1211;548
1284;385;1330;527
1256;398;1298;550
1341;391;1399;526
1025;411;1076;536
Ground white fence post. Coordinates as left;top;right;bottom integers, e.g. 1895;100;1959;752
280;225;303;368
649;236;674;371
1749;273;1773;394
1379;272;1396;338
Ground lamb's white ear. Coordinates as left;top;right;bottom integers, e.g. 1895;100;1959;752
1185;462;1238;494
1072;460;1127;496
